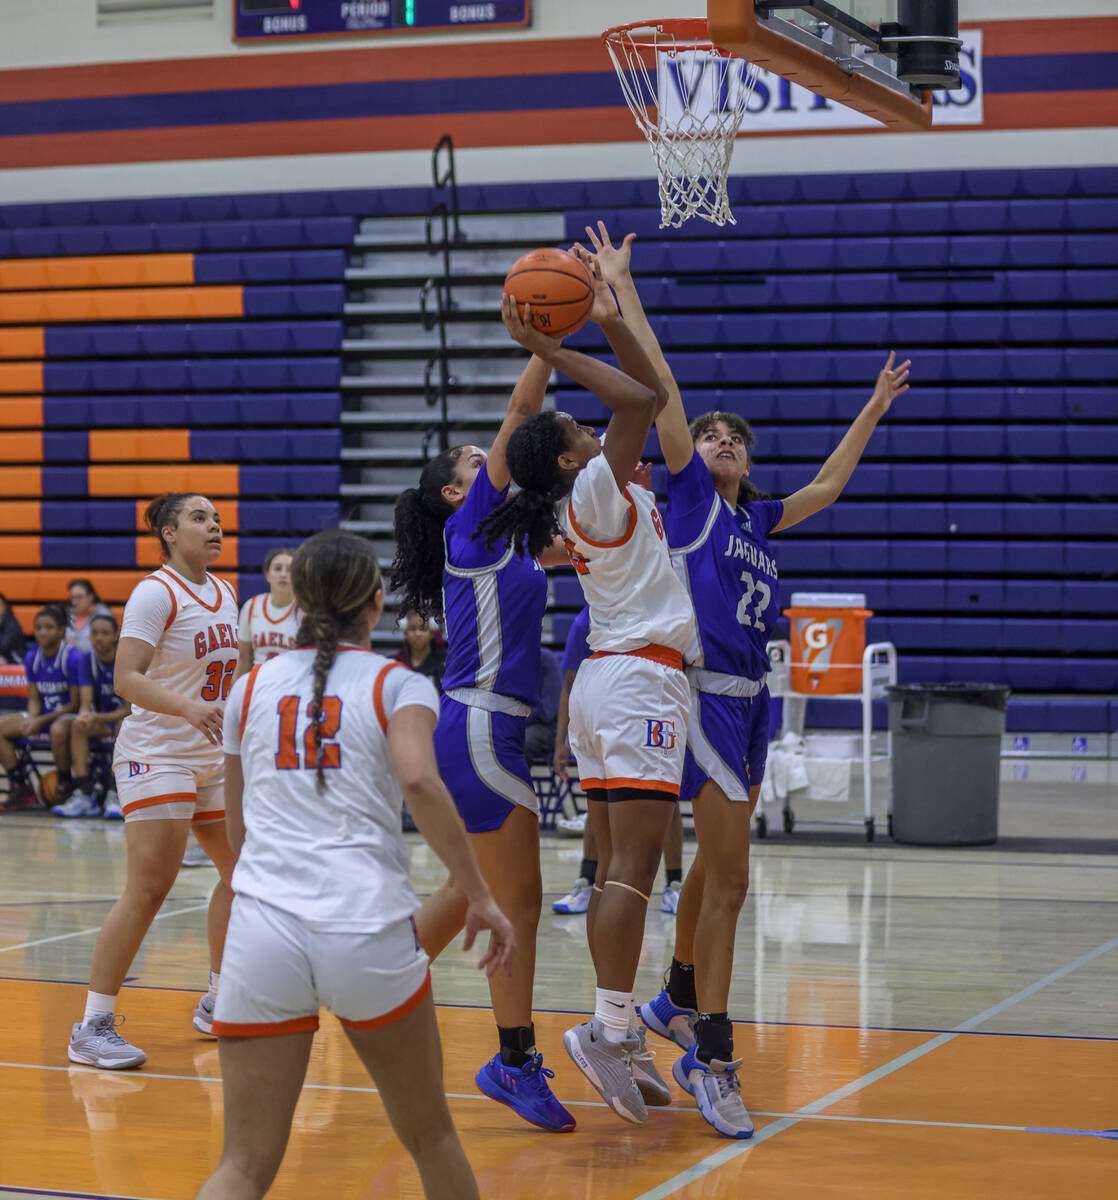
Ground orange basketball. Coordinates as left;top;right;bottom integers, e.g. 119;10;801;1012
39;771;57;804
503;247;594;338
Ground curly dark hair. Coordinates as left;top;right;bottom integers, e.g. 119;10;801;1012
389;447;467;620
475;413;571;558
291;530;383;790
689;410;771;504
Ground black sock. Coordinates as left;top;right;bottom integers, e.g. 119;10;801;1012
696;1012;733;1064
8;765;27;785
580;858;598;884
666;867;682;886
58;768;72;787
498;1023;536;1069
667;957;697;1010
73;775;91;793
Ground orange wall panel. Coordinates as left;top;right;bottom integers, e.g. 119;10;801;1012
0;254;195;291
89;430;189;462
133;497;241;533
0;397;43;428
0;467;42;496
89;464;238;496
0;432;43;463
0;501;41;530
0;286;243;323
0;363;43;393
0;537;41;567
136;535;238;569
0;569;145;604
0;329;45;359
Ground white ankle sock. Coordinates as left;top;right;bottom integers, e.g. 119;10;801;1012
83;990;117;1025
595;988;633;1043
207;970;220;999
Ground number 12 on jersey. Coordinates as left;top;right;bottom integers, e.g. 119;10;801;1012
275;695;343;771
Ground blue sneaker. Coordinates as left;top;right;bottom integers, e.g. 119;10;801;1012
673;1046;754;1139
639;988;697;1051
475;1052;576;1132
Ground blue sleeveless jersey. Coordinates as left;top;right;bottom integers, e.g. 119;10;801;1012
560;606;592;675
665;452;783;681
80;650;124;713
24;643;82;714
440;465;548;707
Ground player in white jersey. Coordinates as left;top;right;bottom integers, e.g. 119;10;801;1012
197;529;513;1200
477;257;695;1125
68;493;240;1072
235;545;299;675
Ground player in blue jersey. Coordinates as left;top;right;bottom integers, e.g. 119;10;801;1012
392;294;659;1133
0;604;82;811
52;612;130;819
585;222;910;1137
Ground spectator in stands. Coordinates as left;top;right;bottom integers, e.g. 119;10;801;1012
0;593;26;665
394;612;447;691
51;612;130;820
0;604;82;811
65;579;114;655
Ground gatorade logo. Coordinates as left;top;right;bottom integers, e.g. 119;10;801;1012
795;617;844;689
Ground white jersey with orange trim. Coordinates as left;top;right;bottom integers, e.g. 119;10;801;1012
238;592;301;667
223;646;440;933
559;451;695;656
113;566;239;768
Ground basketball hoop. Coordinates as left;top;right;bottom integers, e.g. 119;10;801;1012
603;19;760;229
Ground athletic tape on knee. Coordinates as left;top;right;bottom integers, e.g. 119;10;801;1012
604;880;651;903
591;884;604;893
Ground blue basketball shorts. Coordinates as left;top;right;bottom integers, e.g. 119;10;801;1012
680;685;771;804
433;695;538;834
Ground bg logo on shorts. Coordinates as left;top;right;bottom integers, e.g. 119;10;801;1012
644;719;677;751
127;762;151;777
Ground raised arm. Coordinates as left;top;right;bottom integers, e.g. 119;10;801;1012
583;222;694;476
485;313;554;492
772;352;911;533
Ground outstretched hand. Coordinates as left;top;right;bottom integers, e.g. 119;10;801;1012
871;351;911;414
571;245;619;326
500;293;563;356
630;461;652;491
583;220;636;288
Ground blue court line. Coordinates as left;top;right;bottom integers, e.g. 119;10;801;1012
0;1188;167;1200
632;931;1118;1200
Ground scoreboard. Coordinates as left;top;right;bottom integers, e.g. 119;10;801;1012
235;0;530;41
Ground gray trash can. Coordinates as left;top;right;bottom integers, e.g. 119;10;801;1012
886;682;1011;846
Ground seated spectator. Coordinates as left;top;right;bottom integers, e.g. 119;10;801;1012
525;646;561;763
0;605;81;811
52;612;130;819
394;612;447;689
0;594;26;665
65;579;114;654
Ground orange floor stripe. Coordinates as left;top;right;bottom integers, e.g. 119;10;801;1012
0;500;41;529
0;568;145;603
0;284;244;322
0;252;195;291
0;465;41;496
0;430;43;462
88;463;238;497
0;395;43;427
90;429;190;462
0;361;43;392
0;536;41;567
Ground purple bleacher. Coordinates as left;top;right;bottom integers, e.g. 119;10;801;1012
243;285;346;316
237;501;339;531
44;321;343;359
190;430;341;460
42;393;342;426
41;538;135;569
239;466;340;494
193;250;347;283
40;501;135;532
42;358;342;392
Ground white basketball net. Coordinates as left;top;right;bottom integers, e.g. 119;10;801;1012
605;23;760;229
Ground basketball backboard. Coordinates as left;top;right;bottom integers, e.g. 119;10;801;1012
708;1;962;131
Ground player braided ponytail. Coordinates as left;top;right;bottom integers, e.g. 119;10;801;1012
291;530;383;790
390;447;465;620
475;413;570;557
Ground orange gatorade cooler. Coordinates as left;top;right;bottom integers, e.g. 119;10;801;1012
783;592;873;695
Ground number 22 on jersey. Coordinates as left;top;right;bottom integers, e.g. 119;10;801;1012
735;571;771;629
275;695;343;771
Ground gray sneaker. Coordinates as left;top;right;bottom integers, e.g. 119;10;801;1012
102;790;124;820
182;843;212;868
673;1047;754;1138
68;1014;146;1070
193;992;215;1035
630;1023;672;1106
562;1018;647;1125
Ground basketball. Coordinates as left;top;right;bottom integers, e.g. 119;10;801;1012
39;771;57;805
503;247;594;338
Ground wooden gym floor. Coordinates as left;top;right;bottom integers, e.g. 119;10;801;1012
1;765;1116;1199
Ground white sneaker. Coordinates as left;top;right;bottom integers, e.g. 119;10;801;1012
193;992;215;1035
673;1047;754;1138
102;791;124;820
68;1014;146;1070
52;790;101;818
555;813;586;838
660;880;682;914
552;877;593;914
